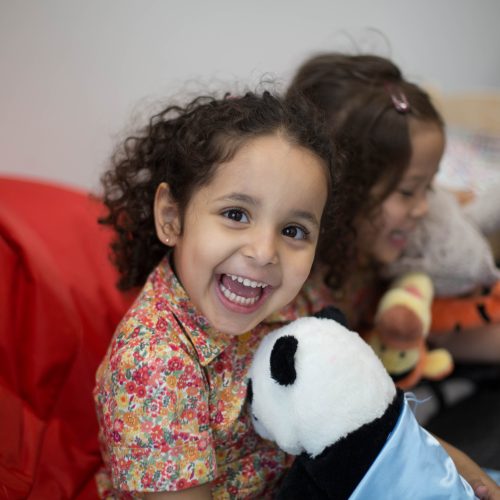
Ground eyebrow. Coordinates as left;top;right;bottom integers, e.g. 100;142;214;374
400;176;435;189
293;210;321;228
403;175;426;182
217;192;321;227
218;193;257;205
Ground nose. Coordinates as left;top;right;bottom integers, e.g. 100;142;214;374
242;228;279;266
410;191;429;219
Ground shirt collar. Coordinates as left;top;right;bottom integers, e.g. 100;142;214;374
153;257;234;366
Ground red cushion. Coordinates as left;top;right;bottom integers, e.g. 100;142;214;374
0;177;135;499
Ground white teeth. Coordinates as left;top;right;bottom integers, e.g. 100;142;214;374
219;273;269;306
227;273;268;289
220;283;259;306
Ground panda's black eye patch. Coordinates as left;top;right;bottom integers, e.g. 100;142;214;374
270;335;298;386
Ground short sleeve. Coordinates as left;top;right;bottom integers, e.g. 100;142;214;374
95;321;216;492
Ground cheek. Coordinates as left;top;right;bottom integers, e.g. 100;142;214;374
378;201;405;232
357;216;380;245
285;250;316;289
182;220;224;258
372;205;405;239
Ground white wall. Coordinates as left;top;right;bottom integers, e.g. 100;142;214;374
1;0;499;191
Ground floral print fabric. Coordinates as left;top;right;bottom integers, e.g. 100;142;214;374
94;257;310;499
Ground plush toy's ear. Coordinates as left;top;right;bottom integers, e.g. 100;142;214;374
270;335;298;386
314;306;349;327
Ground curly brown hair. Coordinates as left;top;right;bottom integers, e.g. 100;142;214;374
286;53;444;286
100;90;344;290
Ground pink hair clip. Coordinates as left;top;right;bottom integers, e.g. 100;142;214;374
385;84;410;114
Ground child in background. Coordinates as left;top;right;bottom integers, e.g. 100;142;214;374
287;51;500;361
93;91;340;498
286;52;500;496
287;52;444;332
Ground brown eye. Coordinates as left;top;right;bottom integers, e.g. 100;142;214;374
222;208;248;223
282;225;308;240
398;189;414;198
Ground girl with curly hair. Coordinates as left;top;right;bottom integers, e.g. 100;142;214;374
94;90;343;498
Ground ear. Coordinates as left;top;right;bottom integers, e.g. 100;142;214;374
270;335;298;386
314;306;349;328
154;182;181;246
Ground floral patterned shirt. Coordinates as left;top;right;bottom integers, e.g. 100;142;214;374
94;257;313;499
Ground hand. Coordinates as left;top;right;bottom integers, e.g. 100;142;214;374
471;479;500;500
437;437;500;499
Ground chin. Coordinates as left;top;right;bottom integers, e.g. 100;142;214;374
374;248;403;266
212;316;261;337
219;326;257;337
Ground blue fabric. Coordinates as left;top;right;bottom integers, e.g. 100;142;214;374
483;468;500;485
350;397;477;499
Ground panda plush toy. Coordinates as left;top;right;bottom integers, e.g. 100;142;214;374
248;308;476;499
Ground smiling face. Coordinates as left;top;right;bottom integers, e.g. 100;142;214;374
358;119;445;265
155;133;328;335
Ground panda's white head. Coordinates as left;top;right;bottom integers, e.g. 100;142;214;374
248;313;396;458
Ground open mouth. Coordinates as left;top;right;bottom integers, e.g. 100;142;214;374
389;229;409;249
218;273;270;307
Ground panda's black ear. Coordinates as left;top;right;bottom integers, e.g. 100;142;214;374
270;335;298;386
314;306;348;327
